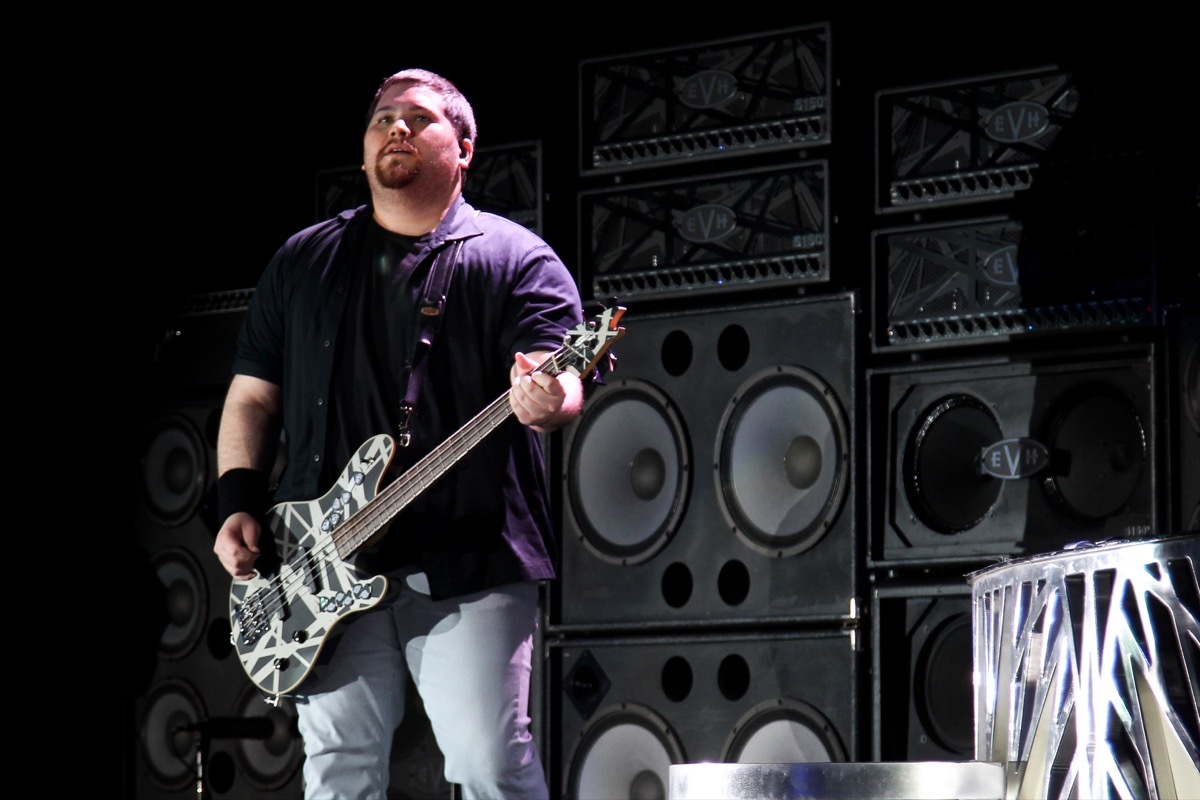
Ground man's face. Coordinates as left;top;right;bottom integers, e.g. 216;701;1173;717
363;80;469;193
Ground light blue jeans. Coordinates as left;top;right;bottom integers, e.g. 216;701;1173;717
294;570;548;799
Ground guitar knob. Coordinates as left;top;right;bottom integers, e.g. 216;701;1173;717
292;630;308;643
274;657;289;671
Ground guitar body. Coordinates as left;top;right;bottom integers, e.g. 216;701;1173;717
229;433;396;698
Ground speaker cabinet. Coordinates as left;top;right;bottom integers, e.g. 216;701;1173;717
554;293;858;629
1165;303;1200;532
549;630;859;799
577;161;829;307
875;64;1150;214
579;23;830;175
870;211;1155;353
135;291;307;798
134;401;307;799
868;343;1157;567
871;580;975;761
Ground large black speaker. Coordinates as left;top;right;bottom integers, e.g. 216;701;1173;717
553;293;857;629
1165;303;1200;532
549;630;860;799
867;343;1157;567
871;580;975;762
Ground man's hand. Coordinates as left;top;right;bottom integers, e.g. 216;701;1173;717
213;512;264;581
509;351;583;433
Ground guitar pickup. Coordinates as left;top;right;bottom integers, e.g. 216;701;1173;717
294;547;323;598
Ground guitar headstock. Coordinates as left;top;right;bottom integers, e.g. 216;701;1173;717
552;304;627;378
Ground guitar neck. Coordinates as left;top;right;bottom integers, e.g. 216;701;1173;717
335;390;515;557
325;306;625;560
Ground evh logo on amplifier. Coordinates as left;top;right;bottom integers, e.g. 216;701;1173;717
678;69;739;109
978;437;1051;479
983;101;1051;143
678;203;737;243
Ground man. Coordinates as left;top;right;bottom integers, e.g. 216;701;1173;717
212;67;584;799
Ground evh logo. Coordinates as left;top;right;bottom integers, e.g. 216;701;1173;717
979;438;1050;479
678;69;739;109
678;203;737;243
981;244;1019;286
982;101;1050;143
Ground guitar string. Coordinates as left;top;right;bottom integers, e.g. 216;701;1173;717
236;335;603;636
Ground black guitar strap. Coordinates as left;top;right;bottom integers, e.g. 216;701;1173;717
397;237;465;447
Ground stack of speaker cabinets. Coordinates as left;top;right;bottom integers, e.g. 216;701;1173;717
865;53;1178;772
131;290;309;799
549;24;865;800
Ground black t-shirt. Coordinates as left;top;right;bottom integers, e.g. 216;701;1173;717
326;221;429;485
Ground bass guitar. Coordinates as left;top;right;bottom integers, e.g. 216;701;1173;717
229;305;626;701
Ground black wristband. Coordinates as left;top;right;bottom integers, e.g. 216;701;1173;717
216;468;269;524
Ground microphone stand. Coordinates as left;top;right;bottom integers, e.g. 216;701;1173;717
180;717;275;799
193;727;210;800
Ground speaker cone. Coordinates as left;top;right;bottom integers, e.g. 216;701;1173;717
1043;386;1145;520
905;394;1003;533
234;684;303;790
566;380;690;564
569;704;685;800
716;366;848;556
914;613;974;755
723;698;846;763
140;414;210;527
139;678;206;790
150;546;208;660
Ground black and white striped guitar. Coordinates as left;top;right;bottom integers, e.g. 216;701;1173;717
229;305;626;701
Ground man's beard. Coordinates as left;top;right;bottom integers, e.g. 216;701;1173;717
373;159;417;190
